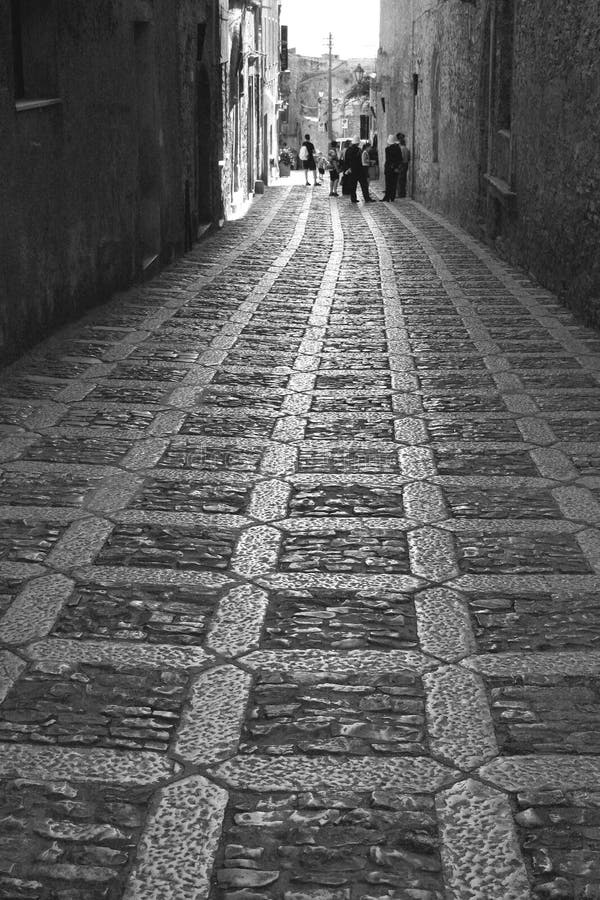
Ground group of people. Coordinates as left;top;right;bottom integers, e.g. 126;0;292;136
299;131;410;204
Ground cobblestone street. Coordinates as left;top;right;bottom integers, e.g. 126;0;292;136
3;178;600;899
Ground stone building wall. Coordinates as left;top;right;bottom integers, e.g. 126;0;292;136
379;0;600;324
0;0;223;364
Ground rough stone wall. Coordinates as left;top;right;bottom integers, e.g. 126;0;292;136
0;0;217;364
512;0;600;323
380;0;600;325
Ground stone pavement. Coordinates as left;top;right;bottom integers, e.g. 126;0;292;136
1;178;600;899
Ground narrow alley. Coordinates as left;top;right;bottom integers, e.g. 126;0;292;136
2;181;600;900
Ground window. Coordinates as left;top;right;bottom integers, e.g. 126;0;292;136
11;0;59;103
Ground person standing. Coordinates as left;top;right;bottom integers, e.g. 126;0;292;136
327;140;340;196
396;132;411;198
344;135;375;204
339;139;352;195
300;133;318;186
382;134;402;201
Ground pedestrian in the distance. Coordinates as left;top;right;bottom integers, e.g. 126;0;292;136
382;134;402;201
344;135;375;204
361;140;372;193
396;132;411;198
327;140;340;196
300;133;318;186
339;139;352;195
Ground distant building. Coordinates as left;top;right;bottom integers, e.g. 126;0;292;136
1;0;280;363
378;0;600;323
279;48;377;155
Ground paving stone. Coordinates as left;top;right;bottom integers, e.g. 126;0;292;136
443;486;561;520
0;778;151;899
488;675;600;755
156;440;264;473
4;181;600;900
0;471;102;508
180;411;276;440
288;483;404;518
261;587;417;651
280;527;410;575
514;788;600;898
0;661;187;751
52;581;223;646
552;418;600;441
240;667;427;757
305;417;396;442
298;447;399;474
427;418;525;444
435;447;537;476
22;435;134;465
468;592;600;653
94;522;237;572
0;520;64;564
129;476;252;515
210;791;444;900
455;533;592;575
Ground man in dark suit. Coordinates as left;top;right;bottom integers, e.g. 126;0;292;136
344;136;375;203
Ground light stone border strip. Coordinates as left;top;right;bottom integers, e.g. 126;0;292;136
290;474;410;488
27;638;213;670
0;650;27;702
399;447;437;478
46;516;113;570
87;473;143;514
553;485;600;523
241;648;435;675
517;416;557;445
257;573;424;592
174;665;251;765
212;755;456;791
577;527;600;572
231;525;281;578
260;444;298;476
394;417;429;444
478;756;600;792
530;447;578;481
415;587;476;661
280;392;313;416
0;506;84;523
247;479;291;522
280;516;413;533
425;667;498;770
207;584;269;657
408;526;459;581
440;519;578;534
0;562;46;580
123;775;228;900
455;573;600;594
437;779;531;900
271;416;306;442
403;482;446;523
0;744;176;784
74;565;233;588
148;410;187;436
122;438;169;470
0;574;73;644
465;649;600;677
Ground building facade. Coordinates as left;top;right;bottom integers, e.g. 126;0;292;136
1;0;280;364
378;0;600;323
279;49;376;156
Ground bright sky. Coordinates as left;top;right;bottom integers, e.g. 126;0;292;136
279;0;380;60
